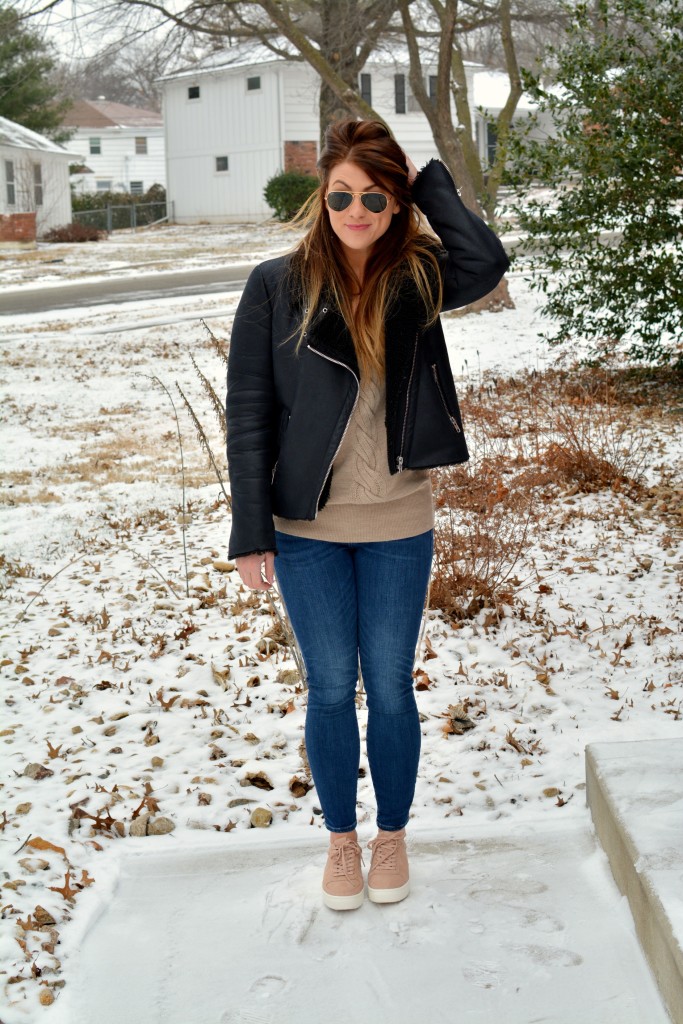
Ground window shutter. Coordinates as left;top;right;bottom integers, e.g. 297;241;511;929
394;74;406;114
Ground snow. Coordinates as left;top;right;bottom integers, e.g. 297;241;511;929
0;117;72;156
1;257;681;1020
41;824;670;1024
0;223;293;288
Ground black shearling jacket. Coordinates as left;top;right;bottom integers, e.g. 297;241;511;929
226;159;509;560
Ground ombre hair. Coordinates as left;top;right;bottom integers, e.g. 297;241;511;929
288;119;442;380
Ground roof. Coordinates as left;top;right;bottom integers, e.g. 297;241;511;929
159;40;484;82
61;100;162;129
0;115;71;155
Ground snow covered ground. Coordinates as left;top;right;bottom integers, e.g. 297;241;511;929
0;264;681;1020
0;223;293;288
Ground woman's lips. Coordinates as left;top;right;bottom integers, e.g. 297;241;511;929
346;224;370;231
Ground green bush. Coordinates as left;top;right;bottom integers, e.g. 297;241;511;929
506;0;683;367
263;171;318;221
71;184;166;211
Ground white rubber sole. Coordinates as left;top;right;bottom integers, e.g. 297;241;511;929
368;880;410;904
323;888;365;911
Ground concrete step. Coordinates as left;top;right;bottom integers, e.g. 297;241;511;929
586;739;683;1024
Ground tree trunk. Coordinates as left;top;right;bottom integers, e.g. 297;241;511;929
319;0;363;140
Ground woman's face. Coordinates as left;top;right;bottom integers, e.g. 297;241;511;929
325;160;399;261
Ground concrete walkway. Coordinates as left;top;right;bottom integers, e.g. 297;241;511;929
46;819;669;1024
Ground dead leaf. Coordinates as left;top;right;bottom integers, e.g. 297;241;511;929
26;837;69;862
422;635;438;661
49;871;79;902
289;776;312;798
46;741;62;760
413;669;433;691
211;663;231;689
242;771;274;791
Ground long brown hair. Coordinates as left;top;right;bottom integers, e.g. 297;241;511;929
289;119;442;380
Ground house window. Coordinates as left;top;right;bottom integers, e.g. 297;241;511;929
96;179;113;191
215;156;229;173
89;137;101;155
188;85;200;100
5;160;15;205
135;137;147;155
130;180;144;195
360;73;372;106
33;164;43;206
428;75;438;105
394;74;406;114
247;76;261;91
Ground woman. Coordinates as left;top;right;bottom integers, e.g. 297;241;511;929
226;119;509;911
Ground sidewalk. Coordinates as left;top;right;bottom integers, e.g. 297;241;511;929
45;819;669;1024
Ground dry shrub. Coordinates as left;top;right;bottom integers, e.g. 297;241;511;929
536;382;652;495
428;378;541;621
428;363;667;621
42;223;104;243
430;407;536;621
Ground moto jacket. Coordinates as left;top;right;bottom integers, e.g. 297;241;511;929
226;158;509;560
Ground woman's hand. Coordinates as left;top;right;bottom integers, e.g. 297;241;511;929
236;551;275;591
405;154;419;185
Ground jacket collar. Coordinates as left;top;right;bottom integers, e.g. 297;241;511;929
305;276;429;389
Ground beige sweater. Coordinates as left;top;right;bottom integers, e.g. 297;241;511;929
273;375;434;542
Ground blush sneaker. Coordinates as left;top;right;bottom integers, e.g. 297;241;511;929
322;831;364;910
367;828;410;904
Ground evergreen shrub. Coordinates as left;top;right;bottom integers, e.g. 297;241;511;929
263;171;318;221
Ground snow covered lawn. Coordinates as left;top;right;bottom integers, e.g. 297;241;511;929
0;274;681;1019
0;222;293;288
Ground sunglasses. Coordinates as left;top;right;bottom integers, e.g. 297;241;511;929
326;190;389;214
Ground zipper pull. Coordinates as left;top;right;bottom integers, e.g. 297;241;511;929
449;415;461;433
396;456;404;472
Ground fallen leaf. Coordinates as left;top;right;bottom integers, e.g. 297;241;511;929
26;837;69;862
49;871;79;902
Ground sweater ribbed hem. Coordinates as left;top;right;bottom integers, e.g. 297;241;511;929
273;481;434;543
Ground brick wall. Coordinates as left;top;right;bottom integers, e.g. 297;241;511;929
0;212;37;244
284;141;318;176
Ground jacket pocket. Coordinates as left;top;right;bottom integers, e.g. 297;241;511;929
430;363;461;433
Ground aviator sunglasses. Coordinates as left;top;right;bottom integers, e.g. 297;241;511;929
326;190;389;214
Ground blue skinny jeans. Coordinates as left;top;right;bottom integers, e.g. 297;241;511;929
274;528;433;833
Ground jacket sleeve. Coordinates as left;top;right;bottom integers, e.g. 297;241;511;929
226;264;278;560
411;159;510;311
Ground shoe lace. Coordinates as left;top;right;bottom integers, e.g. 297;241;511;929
368;834;399;871
331;838;363;882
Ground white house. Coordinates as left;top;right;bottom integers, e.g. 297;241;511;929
61;100;166;195
472;69;556;167
159;50;486;223
0;116;74;242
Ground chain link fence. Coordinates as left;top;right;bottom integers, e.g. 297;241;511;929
73;201;171;233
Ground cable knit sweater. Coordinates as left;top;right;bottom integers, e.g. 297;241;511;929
273;375;434;542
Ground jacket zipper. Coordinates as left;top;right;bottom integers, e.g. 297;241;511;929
431;363;461;433
397;333;419;471
307;344;360;516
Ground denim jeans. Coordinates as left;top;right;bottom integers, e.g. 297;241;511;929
274;528;433;833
